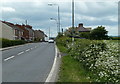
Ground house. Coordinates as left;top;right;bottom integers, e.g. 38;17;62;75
1;20;47;41
34;30;47;41
64;23;91;38
1;21;24;40
24;25;34;41
0;21;14;40
16;24;29;41
75;23;91;33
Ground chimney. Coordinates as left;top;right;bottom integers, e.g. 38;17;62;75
79;23;83;27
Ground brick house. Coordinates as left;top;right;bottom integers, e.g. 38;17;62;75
16;24;29;41
24;25;34;41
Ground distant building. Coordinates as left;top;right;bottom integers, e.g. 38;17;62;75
64;23;91;38
75;23;91;33
34;30;47;41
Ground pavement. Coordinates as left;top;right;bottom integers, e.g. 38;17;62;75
2;42;59;82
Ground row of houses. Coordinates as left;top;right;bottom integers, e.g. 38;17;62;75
0;21;47;41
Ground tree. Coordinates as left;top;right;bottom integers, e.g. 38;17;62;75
56;32;63;39
64;27;76;37
79;32;90;39
90;26;108;40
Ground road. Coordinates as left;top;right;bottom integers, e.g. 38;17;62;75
2;42;55;82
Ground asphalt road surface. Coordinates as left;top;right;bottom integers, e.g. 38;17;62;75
2;42;55;82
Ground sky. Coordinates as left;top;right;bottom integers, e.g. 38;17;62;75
0;0;119;37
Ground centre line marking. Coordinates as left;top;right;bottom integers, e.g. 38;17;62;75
17;51;24;55
4;56;15;61
25;49;30;52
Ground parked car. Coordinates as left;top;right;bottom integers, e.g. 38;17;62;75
48;39;54;43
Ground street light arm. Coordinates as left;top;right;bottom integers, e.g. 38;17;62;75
50;18;57;22
48;3;57;6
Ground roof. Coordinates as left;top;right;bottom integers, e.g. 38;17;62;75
2;21;23;31
34;30;47;37
76;26;91;32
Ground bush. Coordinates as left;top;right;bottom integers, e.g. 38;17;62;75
0;38;26;48
56;36;71;48
68;39;119;83
111;37;120;40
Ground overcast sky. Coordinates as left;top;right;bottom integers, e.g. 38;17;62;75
0;0;119;37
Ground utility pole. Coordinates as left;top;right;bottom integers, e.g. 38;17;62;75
58;6;60;33
25;20;27;25
72;0;74;42
49;27;50;39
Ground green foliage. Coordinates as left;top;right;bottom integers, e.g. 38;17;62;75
90;26;108;40
79;32;90;39
58;55;92;82
0;38;26;48
111;37;120;40
64;27;76;37
56;32;63;39
56;36;119;83
68;39;119;83
56;36;71;49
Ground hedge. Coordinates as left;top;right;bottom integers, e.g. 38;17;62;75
0;38;26;48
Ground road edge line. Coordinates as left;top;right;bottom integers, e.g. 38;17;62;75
45;44;58;82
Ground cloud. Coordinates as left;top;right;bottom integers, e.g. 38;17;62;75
0;1;118;36
1;7;15;12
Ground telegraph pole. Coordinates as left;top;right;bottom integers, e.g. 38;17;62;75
25;20;28;25
72;0;74;42
58;6;60;33
49;27;50;39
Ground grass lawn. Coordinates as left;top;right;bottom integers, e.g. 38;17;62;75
57;55;93;82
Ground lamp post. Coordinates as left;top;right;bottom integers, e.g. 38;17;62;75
48;3;60;33
50;18;58;34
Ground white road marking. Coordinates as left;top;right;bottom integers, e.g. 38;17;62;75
30;48;33;50
17;51;24;55
25;49;30;52
45;45;58;82
4;56;15;61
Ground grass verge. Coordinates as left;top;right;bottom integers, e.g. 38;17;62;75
57;55;92;82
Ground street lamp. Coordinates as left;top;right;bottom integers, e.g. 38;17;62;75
48;3;61;33
50;18;58;34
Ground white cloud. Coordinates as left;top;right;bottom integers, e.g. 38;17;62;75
1;0;118;37
1;7;15;12
86;25;118;36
